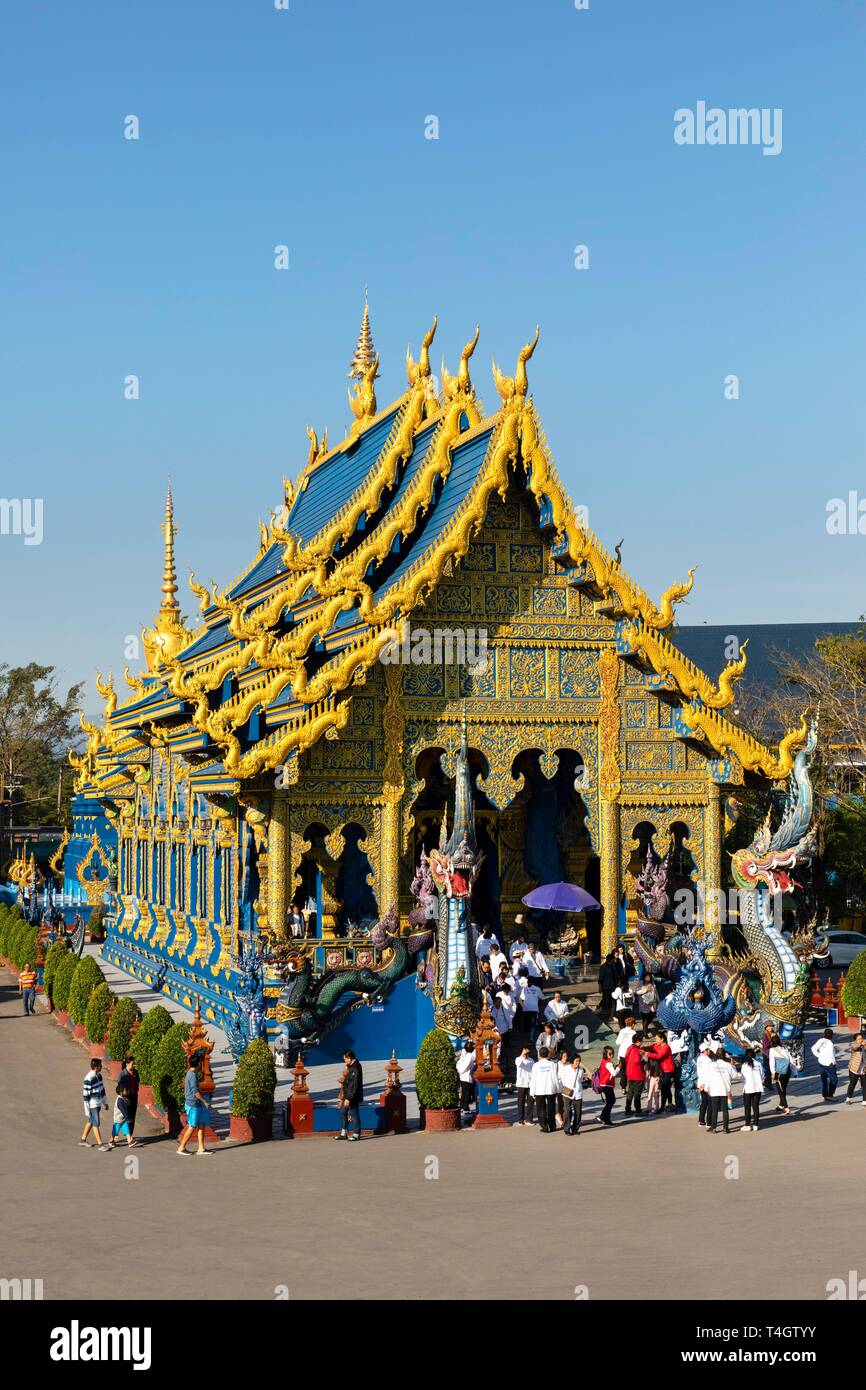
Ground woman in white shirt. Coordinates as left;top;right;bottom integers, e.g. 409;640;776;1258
514;1045;535;1126
738;1050;764;1131
705;1051;737;1134
529;1049;561;1133
810;1027;838;1102
768;1035;794;1114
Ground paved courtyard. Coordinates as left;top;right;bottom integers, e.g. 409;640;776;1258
1;964;862;1301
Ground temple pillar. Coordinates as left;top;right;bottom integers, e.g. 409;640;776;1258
268;793;289;940
598;648;622;957
381;665;404;918
702;780;723;939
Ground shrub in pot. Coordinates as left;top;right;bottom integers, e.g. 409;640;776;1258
52;952;78;1014
88;905;107;942
415;1028;461;1132
84;982;115;1045
130;1003;174;1097
842;950;866;1023
43;939;70;1002
69;955;105;1028
152;1021;191;1129
106;996;142;1064
230;1038;276;1141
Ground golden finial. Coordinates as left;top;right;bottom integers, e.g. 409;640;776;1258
492;327;539;407
142;483;190;673
406;316;438;389
443;325;480;400
348;286;376;378
188;572;211;615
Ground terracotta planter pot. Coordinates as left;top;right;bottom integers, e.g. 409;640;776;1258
421;1107;462;1133
72;1023;87;1042
53;1009;69;1027
230;1114;273;1143
138;1083;154;1107
107;1060;122;1079
88;1041;105;1060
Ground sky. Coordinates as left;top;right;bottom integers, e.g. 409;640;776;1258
1;0;864;709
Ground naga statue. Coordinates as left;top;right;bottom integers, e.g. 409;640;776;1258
272;906;432;1046
224;930;266;1062
631;841;685;980
658;936;736;1109
427;713;484;1036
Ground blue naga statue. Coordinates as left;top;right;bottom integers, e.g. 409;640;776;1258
654;717;823;1104
224;929;266;1062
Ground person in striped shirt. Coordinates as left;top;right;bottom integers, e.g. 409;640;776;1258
18;963;37;1015
80;1059;111;1150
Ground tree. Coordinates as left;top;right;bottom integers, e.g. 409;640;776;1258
415;1029;460;1110
0;664;84;873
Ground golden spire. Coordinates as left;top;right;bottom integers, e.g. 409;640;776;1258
142;481;190;673
348;286;376;378
160;481;180;616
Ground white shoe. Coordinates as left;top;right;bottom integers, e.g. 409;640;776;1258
845;1099;853;1105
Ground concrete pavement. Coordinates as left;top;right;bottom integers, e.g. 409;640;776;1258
1;963;862;1301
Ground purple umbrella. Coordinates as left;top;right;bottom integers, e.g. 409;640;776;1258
522;881;601;912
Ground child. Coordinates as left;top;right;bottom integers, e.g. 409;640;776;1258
514;1044;534;1126
739;1048;764;1131
111;1085;139;1148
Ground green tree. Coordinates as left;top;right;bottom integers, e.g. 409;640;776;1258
84;982;115;1043
130;1004;175;1086
43;938;70;998
0;663;84;873
68;955;105;1027
152;1022;192;1113
106;996;142;1062
231;1038;276;1119
842;950;866;1018
52;952;78;1012
415;1028;460;1110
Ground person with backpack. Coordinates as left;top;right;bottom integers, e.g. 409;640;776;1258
811;1027;838;1102
768;1034;794;1114
594;1046;618;1127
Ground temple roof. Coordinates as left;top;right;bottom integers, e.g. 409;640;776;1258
73;318;810;798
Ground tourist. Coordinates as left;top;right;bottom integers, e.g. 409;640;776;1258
544;989;569;1027
177;1056;213;1156
635;974;658;1031
536;1019;564;1059
597;953;617;1014
478;958;495;999
515;1044;535;1125
80;1058;110;1150
475;927;499;962
18;961;37;1016
510;928;530;961
705;1047;737;1134
569;1052;586;1134
768;1034;793;1115
519;972;544;1041
529;1047;559;1133
456;1042;476;1121
612;946;630;991
487;943;509;981
696;1042;713;1127
525;944;549;981
760;1021;775;1090
110;1085;139;1149
612;982;634;1027
739;1048;764;1130
644;1041;662;1115
338;1049;363;1142
597;1046;618;1126
845;1032;866;1105
648;1030;676;1112
623;1031;648;1117
558;1051;576;1133
493;984;516;1082
615;1015;636;1089
118;1057;140;1134
811;1027;838;1102
287;905;305;940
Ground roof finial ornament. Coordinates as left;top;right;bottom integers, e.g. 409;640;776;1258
406;315;438;391
492;326;539;407
442;325;480;402
141;482;190;673
348;286;376;378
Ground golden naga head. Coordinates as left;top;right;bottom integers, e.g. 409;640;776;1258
492;327;539;406
348;353;380;431
442;325;480;401
406;316;438;389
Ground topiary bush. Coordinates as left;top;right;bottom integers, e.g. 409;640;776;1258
84;981;115;1043
88;906;107;942
43;938;70;1000
842;950;866;1019
106;995;142;1062
52;952;78;1012
231;1037;276;1118
69;955;105;1026
152;1021;191;1113
7;920;25;967
131;1004;175;1085
12;924;37;971
415;1028;460;1111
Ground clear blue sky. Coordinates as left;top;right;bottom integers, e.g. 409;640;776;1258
2;0;864;710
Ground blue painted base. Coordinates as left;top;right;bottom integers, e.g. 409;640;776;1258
300;974;435;1065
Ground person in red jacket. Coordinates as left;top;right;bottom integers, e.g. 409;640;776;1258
648;1031;677;1112
624;1032;649;1117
